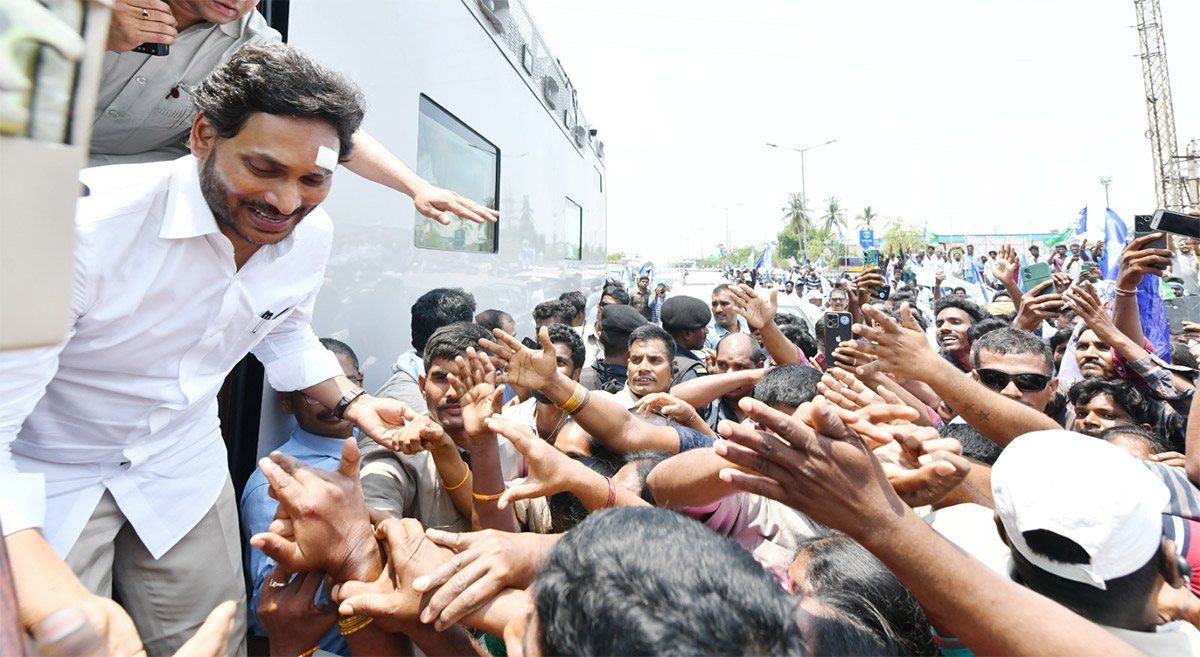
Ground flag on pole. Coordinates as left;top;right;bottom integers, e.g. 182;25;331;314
755;244;773;271
1103;208;1129;280
1045;225;1074;248
963;260;992;304
1137;274;1172;364
1074;206;1088;235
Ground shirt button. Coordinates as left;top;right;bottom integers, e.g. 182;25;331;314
107;109;119;117
135;76;147;85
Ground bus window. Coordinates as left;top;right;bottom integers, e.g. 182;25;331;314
565;197;582;260
413;94;499;253
837;256;864;273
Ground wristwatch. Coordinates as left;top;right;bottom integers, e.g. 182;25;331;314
332;386;367;420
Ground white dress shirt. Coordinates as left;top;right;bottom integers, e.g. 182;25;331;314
0;155;341;558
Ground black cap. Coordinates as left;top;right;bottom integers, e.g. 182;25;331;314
600;304;648;335
660;296;712;333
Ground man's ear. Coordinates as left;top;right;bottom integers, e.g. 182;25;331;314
278;391;294;415
571;368;581;382
190;112;217;161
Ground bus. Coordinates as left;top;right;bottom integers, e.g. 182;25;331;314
222;0;610;489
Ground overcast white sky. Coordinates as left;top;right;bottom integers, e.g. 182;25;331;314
524;0;1199;262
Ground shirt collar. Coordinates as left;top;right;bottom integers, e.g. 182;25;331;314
218;11;255;39
160;156;220;240
290;426;354;459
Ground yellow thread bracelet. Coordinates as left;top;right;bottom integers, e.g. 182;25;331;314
442;463;470;491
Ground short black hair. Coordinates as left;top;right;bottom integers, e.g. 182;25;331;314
422;322;491;372
601;285;630;305
319;337;359;371
1098;424;1171;455
933;295;986;325
534;507;804;655
191;45;364;161
548;455;619;534
474;308;513;333
939;422;1002;465
547;323;585;373
411;288;476;354
971;326;1054;374
966;317;1009;345
1067;377;1158;428
533;299;575;325
620;449;672;506
780;322;818;359
628;324;677;362
1048;328;1073;353
558;290;587;317
753;365;821;410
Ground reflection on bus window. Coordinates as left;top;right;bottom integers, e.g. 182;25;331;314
565;197;582;260
414;95;499;253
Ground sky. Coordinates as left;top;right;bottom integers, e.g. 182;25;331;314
523;0;1200;262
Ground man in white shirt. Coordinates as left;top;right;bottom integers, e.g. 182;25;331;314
0;45;415;655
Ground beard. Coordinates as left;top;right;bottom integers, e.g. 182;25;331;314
531;390;552;405
199;149;310;246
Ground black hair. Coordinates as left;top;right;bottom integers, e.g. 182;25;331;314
191;45;364;161
411;288;477;354
800;591;910;656
780;322;818;359
558;290;587;317
1067;377;1158;428
318;337;359;371
1098;425;1171;455
546;323;585;373
547;455;619;534
966;317;1009;344
474;308;513;334
1049;328;1073;354
534;507;805;655
422;322;491;372
933;295;987;325
620;449;672;505
1170;340;1199;372
753;365;821;410
938;422;1003;465
629;324;677;362
879;307;928;332
601;285;630;305
533;299;575;325
970;326;1054;374
792;530;936;656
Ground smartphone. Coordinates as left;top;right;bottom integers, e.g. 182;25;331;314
1152;209;1200;240
1134;214;1168;269
864;249;880;268
133;43;170;56
823;311;854;361
1020;261;1054;296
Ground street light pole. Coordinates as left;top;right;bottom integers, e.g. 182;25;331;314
1099;176;1112;209
709;202;744;263
767;139;838;263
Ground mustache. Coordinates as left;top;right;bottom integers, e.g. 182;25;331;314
244;199;300;220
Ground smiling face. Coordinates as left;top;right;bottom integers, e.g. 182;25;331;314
1075;329;1116;378
935;307;973;357
973;350;1056;412
193;112;337;263
627;338;673;397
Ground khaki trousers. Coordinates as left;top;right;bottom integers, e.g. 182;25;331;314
65;477;247;656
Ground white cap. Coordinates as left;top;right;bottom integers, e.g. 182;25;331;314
991;430;1167;590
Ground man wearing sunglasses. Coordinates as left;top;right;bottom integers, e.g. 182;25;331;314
970;327;1062;424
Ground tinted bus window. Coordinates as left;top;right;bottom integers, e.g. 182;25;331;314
565;197;582;260
414;95;499;253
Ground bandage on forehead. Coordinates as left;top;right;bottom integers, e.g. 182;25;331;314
315;145;338;171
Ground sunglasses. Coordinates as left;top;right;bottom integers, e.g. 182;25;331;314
976;368;1051;392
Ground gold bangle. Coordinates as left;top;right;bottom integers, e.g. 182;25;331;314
338;614;374;636
472;490;504;502
299;646;320;657
556;383;587;414
442;463;470;491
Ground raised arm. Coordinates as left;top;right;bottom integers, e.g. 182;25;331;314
713;397;1140;656
728;284;797;365
670;369;766;409
1110;233;1173;348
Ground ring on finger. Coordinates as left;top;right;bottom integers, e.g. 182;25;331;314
141;8;150;18
268;579;287;588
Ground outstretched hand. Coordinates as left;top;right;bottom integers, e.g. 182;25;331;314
414;183;499;225
728;283;777;330
989;244;1019;283
839;303;937;381
485;415;581;510
249;439;381;584
479;327;559;393
872;427;970;507
343;395;418;452
448;346;505;440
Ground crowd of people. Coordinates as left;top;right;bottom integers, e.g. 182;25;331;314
2;1;1200;656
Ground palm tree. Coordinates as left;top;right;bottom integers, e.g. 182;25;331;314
781;192;812;259
855;205;878;231
822;196;848;237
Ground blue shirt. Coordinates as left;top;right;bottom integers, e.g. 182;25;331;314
240;427;350;655
704;316;750;351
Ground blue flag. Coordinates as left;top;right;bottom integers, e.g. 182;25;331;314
1074;206;1088;235
1103;208;1128;280
755;244;772;271
964;260;992;304
1137;275;1172;364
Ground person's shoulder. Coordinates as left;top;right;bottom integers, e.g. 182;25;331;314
76;159;179;230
